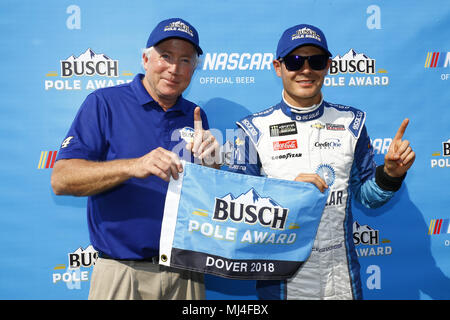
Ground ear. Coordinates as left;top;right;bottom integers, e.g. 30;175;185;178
142;53;149;71
273;59;282;77
325;58;332;75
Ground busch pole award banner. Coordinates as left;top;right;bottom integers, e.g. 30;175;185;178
159;161;328;280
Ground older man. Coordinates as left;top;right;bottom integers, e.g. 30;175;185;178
51;18;218;300
228;24;415;299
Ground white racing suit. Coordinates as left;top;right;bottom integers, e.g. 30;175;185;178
227;95;404;299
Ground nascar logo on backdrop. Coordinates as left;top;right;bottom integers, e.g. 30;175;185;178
199;52;274;85
44;48;133;91
428;218;450;248
428;218;450;235
424;51;450;81
371;138;392;155
324;49;389;87
38;150;58;169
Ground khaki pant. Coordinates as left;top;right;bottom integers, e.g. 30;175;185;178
88;258;205;300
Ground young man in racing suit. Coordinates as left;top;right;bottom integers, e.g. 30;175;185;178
227;24;415;299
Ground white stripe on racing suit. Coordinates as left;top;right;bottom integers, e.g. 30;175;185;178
227;95;400;300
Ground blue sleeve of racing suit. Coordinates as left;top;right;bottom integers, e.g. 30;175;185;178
226;127;262;176
350;125;395;208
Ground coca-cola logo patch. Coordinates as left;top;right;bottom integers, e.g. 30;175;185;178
273;139;298;151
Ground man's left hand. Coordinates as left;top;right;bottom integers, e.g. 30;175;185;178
384;118;415;177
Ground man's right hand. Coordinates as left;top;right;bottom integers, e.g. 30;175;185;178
132;147;183;182
294;173;328;193
51;147;183;197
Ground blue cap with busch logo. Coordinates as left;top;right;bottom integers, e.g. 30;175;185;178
276;24;331;59
146;18;203;55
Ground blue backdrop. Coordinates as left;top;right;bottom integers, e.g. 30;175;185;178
1;0;449;300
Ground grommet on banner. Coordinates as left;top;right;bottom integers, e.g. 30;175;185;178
160;254;168;262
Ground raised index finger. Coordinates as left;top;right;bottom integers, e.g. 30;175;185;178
194;106;203;132
192;107;203;154
393;118;409;141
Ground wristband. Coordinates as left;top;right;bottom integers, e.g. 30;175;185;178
375;165;406;192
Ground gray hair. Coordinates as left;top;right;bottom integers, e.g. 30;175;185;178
141;46;200;69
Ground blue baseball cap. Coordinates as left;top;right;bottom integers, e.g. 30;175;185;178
276;24;331;59
146;18;203;55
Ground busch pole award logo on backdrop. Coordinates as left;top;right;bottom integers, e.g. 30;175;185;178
52;245;98;290
159;161;328;280
430;139;450;168
44;48;133;91
353;221;393;258
325;49;389;87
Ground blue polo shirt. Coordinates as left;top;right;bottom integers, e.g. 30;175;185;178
56;73;209;259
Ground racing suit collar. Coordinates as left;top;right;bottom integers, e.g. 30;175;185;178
279;91;325;122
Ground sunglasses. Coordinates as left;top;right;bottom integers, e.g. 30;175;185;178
280;54;329;71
